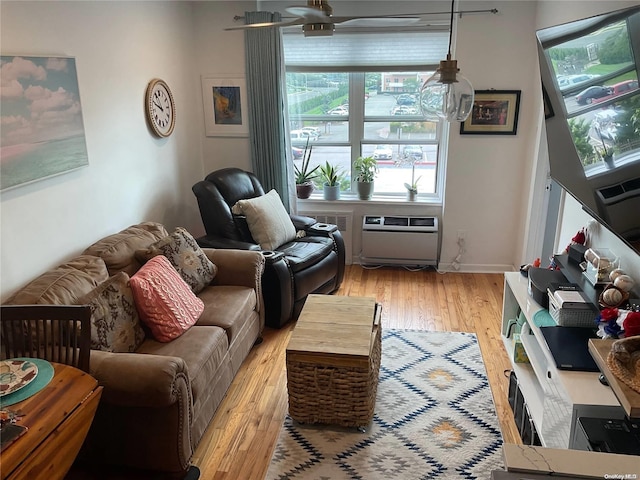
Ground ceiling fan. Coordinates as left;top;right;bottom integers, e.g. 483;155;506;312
226;0;438;37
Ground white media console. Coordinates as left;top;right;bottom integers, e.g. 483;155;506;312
501;272;624;449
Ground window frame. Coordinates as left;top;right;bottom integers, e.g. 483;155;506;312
286;70;448;203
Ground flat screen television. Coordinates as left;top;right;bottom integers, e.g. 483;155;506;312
536;6;640;256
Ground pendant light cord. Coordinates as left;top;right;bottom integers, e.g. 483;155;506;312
447;0;454;57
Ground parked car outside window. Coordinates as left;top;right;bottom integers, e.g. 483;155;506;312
592;80;639;104
290;129;318;142
402;145;424;161
328;105;349;115
373;145;393;161
301;126;321;138
575;86;611;105
396;94;417;105
292;146;304;159
557;74;598;90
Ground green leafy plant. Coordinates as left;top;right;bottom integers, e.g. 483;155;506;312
319;161;342;187
294;139;319;184
354;156;379;183
404;164;422;193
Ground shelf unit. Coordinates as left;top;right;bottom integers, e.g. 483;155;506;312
501;272;623;449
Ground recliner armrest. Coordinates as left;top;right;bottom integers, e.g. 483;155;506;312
307;222;338;236
290;214;317;230
196;234;261;251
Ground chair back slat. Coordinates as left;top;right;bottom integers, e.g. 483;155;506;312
0;305;91;373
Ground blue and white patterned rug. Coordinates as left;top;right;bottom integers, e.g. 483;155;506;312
266;330;504;479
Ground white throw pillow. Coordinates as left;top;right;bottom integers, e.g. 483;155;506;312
232;189;296;251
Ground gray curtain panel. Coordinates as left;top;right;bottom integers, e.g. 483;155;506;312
244;11;291;211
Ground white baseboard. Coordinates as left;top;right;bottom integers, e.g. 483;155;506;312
436;262;516;273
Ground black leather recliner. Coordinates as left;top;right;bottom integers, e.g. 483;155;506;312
192;168;345;328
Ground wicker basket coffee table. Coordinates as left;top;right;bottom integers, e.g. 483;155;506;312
286;294;381;428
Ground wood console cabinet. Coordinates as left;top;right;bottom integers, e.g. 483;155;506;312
501;272;623;449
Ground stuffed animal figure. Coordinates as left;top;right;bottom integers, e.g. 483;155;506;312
563;228;586;255
596;308;640;339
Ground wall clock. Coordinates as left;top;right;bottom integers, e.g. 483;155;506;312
145;78;175;138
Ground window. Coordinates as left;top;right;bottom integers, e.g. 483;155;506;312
542;16;640;174
286;71;442;197
282;26;450;199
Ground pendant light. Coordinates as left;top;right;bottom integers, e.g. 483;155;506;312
419;0;474;122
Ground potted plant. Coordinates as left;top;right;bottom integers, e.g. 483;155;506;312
404;164;422;201
294;140;319;199
354;156;378;200
319;161;342;200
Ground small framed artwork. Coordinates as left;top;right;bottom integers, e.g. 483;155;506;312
460;90;521;135
201;75;248;137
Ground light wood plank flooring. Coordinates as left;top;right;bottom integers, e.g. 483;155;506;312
192;265;521;479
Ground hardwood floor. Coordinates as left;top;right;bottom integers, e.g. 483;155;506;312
192;265;521;479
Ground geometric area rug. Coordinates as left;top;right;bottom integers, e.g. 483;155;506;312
266;330;504;479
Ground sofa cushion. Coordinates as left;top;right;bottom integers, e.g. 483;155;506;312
130;255;204;342
136;325;229;407
196;285;257;346
76;272;145;353
278;236;335;273
231;189;296;251
136;227;217;294
83;222;169;276
5;255;109;305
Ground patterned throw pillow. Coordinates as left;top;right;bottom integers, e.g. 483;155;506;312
231;189;296;251
136;227;217;294
129;255;204;343
77;272;145;353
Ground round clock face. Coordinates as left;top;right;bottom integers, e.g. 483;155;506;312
145;79;175;138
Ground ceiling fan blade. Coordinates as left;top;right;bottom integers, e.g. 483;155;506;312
285;6;333;22
225;19;305;31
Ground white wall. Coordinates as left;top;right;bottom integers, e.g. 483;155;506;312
0;1;203;299
193;1;255;175
441;0;539;272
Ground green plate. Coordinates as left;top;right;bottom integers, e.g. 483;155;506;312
0;358;54;407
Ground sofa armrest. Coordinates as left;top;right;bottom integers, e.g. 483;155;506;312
90;350;191;408
203;248;265;289
203;248;266;331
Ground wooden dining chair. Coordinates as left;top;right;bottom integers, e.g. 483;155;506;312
0;305;92;373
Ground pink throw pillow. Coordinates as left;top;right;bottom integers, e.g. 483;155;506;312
130;255;204;342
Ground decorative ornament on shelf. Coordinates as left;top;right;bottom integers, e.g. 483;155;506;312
419;0;474;122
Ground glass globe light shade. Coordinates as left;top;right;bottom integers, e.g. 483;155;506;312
420;58;474;122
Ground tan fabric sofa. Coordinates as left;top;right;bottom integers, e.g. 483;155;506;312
4;222;265;475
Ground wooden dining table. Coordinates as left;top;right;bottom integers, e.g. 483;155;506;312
0;362;102;480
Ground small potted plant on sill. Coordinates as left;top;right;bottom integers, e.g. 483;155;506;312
354;156;378;200
294;139;319;199
319;161;342;200
404;164;422;201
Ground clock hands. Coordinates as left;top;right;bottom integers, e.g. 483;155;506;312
153;101;164;112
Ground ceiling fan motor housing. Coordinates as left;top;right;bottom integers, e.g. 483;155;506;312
308;0;333;16
303;22;335;36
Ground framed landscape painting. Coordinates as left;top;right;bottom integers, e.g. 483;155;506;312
201;75;249;137
460;90;521;135
1;55;89;191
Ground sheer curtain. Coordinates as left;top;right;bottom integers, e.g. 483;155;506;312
244;12;293;211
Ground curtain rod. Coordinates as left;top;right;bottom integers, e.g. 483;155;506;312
233;9;498;22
